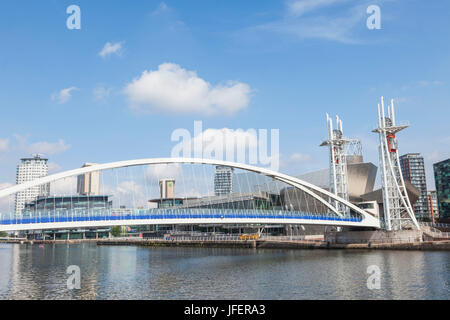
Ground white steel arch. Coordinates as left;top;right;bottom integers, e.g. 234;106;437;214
0;158;380;228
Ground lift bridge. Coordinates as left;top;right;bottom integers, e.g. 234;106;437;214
0;158;381;233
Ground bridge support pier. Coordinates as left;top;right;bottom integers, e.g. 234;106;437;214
325;229;423;244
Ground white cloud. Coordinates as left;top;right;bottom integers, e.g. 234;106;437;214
10;135;71;157
287;0;342;17
288;152;313;162
425;151;441;164
93;85;112;101
124;63;251;115
0;138;9;152
417;80;443;87
424;138;450;164
172;127;259;161
275;152;322;176
151;2;170;15
279;152;314;169
51;87;78;104
146;163;183;180
395;97;408;103
171;125;279;170
401;80;443;91
48;162;62;174
253;0;370;44
195;128;258;156
104;180;147;208
26;139;70;155
99;42;124;58
145;164;215;198
0;182;14;213
50;177;77;195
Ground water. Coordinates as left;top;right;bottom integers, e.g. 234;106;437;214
0;243;448;299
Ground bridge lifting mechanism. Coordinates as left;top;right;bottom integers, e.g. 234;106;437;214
372;97;420;231
320;114;362;216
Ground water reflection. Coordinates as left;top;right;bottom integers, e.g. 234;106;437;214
0;243;448;299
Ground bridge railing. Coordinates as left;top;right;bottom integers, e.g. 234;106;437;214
0;208;363;225
419;222;450;230
102;235;325;242
259;235;324;241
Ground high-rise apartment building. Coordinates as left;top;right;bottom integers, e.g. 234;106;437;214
214;166;233;196
77;163;100;196
400;153;429;219
15;155;50;214
434;158;450;221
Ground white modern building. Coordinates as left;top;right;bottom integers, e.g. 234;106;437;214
15;155;50;214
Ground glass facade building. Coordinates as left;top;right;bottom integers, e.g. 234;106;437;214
181;192;275;210
400;153;429;219
434;158;450;221
149;198;185;208
22;195;112;218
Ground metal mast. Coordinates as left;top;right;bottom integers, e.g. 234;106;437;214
320;114;361;215
372;97;420;230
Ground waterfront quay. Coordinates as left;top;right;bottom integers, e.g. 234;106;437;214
96;237;450;251
3;236;449;251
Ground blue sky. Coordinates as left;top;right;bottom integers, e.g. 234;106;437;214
0;0;449;191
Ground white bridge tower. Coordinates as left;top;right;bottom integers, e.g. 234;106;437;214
321;114;361;216
372;97;420;230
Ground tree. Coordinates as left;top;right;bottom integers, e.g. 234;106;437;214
0;231;8;237
111;226;122;237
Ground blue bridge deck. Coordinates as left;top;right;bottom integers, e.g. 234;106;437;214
0;208;362;225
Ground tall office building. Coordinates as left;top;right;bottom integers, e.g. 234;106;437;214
434;158;450;221
77;163;100;196
214;166;233;196
15;155;50;214
400;153;429;219
159;179;175;199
